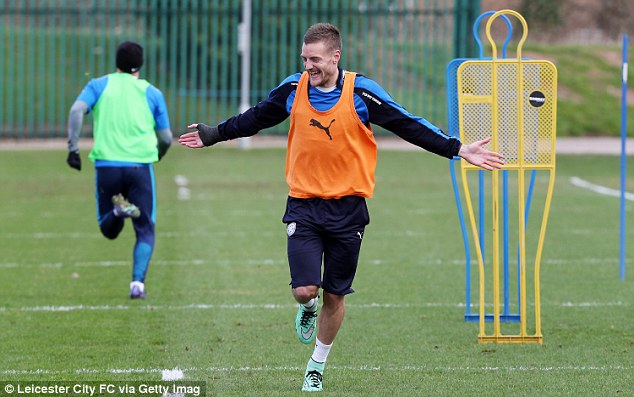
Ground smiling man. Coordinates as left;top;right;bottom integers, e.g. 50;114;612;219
179;23;503;392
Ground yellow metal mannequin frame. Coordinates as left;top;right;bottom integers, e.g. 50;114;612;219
456;10;557;343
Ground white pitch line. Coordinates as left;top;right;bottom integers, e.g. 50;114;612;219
0;301;627;313
0;368;171;375
570;176;634;201
72;259;285;267
0;257;625;270
1;364;632;376
0;229;440;240
0;231;279;239
206;364;634;372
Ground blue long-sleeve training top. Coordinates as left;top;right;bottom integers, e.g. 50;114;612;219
215;68;461;159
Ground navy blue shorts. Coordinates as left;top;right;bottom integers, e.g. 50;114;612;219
95;164;156;244
282;196;370;295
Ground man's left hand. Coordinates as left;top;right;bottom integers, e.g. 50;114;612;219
67;150;81;171
458;137;505;171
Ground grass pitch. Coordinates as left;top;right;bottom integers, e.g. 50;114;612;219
0;144;632;396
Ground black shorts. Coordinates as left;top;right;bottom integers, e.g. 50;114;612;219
95;164;156;242
282;196;370;295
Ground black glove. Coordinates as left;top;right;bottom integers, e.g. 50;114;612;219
157;141;171;161
67;150;81;171
196;123;222;146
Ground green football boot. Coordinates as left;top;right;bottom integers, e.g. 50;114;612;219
302;358;325;392
295;297;318;344
112;194;141;218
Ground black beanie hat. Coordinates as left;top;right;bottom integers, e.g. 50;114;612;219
116;41;143;73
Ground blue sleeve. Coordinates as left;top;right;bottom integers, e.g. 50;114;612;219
353;75;461;159
76;75;109;113
146;85;170;130
279;73;302;114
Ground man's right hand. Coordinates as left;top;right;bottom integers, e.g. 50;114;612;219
179;123;221;148
178;126;204;148
67;150;81;171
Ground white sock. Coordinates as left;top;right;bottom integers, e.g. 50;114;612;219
311;338;332;363
303;298;317;311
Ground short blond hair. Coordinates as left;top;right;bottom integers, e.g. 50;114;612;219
303;23;342;52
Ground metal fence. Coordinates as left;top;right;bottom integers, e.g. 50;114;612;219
0;0;480;139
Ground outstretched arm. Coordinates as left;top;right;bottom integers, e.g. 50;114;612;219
180;76;298;149
458;137;505;171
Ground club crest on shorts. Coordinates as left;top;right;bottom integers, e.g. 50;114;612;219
287;222;297;237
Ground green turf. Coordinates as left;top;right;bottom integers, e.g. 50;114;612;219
0;146;633;396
